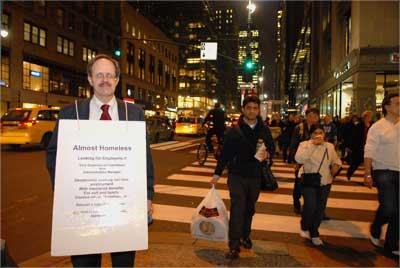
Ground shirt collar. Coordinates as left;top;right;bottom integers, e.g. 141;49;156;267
91;95;117;110
243;117;258;129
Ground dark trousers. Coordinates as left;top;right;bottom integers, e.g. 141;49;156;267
301;184;331;238
205;129;223;151
71;251;136;267
370;170;399;251
227;174;261;250
281;143;289;162
346;152;363;179
293;168;302;209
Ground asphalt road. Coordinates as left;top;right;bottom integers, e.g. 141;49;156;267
1;136;398;266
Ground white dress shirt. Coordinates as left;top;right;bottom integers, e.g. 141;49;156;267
364;117;400;171
89;95;119;121
295;141;342;185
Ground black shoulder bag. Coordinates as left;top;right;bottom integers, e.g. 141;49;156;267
301;148;327;188
234;126;278;191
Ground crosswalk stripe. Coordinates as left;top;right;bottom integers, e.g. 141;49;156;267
181;166;364;183
152;204;385;239
166;173;377;194
155;184;377;211
170;143;200;151
154;141;194;150
150;141;179;148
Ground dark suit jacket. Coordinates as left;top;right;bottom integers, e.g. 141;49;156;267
46;98;155;200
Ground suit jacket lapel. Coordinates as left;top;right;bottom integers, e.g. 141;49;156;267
78;99;90;120
117;99;126;121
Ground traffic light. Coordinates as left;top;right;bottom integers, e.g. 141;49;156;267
243;55;255;83
244;58;254;71
114;48;121;57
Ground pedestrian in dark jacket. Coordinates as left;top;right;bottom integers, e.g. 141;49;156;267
346;111;373;180
289;108;320;214
279;114;296;162
210;95;275;260
204;102;226;152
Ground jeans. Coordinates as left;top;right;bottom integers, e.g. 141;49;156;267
227;174;261;250
293;167;302;209
301;184;331;238
370;169;399;251
71;251;136;267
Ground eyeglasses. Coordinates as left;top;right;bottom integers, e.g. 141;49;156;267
94;73;117;80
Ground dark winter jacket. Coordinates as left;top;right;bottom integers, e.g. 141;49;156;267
214;115;275;179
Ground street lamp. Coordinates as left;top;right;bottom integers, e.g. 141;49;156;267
247;1;256;14
1;29;8;38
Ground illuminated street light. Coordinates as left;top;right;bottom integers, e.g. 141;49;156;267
247;1;256;14
258;77;264;83
1;29;9;38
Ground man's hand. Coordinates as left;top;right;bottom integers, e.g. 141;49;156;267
147;200;153;216
210;177;218;186
364;174;373;188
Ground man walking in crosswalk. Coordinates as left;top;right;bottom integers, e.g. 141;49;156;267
364;93;399;257
210;95;275;260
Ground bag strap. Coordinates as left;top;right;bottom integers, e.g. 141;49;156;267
316;148;328;173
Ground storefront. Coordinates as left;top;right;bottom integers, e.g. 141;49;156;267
315;49;399;118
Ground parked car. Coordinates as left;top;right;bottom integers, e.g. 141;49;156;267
146;116;174;144
175;116;205;136
0;107;59;149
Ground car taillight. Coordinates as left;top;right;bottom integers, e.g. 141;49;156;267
18;120;37;128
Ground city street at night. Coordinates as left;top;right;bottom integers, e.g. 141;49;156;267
1;0;399;267
2;138;398;266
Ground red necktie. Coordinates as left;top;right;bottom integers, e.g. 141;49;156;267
100;104;112;120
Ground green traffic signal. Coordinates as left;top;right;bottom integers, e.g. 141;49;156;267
114;49;121;57
244;58;254;70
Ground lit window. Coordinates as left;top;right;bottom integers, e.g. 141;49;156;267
24;22;46;47
57;36;74;57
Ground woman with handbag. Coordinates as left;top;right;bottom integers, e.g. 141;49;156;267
295;126;342;246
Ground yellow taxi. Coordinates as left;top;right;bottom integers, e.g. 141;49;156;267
0;107;59;149
175;116;205;136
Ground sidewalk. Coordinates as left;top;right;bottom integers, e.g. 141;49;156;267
20;231;398;267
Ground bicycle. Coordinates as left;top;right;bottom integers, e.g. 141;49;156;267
196;132;222;166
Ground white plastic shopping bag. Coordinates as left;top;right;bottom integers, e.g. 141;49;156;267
191;186;229;241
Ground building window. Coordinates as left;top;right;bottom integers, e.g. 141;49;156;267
23;61;49;92
1;13;9;37
1;55;10;87
67;13;76;31
56;8;64;26
126;84;135;98
165;64;170;89
126;42;135;75
138;48;145;80
157;60;163;85
83;21;89;39
78;86;91;98
49;69;71;96
36;0;46;16
24;22;46;47
82;47;96;62
57;36;74;56
149;54;155;83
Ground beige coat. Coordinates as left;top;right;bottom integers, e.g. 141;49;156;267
295;140;342;186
